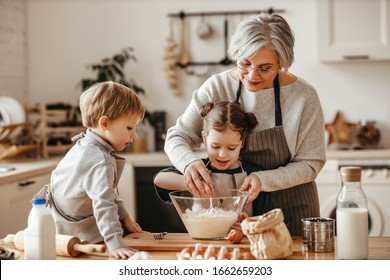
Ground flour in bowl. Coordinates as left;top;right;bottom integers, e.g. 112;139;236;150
181;208;238;239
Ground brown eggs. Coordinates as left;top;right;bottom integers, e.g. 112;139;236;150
217;246;231;260
230;248;243;260
180;247;193;258
191;243;204;259
242;252;257;260
178;242;257;260
226;228;244;244
203;245;217;260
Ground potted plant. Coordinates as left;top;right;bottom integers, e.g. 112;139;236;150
81;47;154;126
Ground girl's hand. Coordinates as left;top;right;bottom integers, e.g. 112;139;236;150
230;212;248;231
111;247;137;259
239;173;262;204
184;160;213;197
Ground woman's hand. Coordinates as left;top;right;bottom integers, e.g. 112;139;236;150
111;247;137;259
239;173;262;204
184;160;213;197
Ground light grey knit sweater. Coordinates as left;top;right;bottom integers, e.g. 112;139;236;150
164;69;326;192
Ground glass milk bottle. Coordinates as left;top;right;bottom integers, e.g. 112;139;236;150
336;167;368;259
24;197;56;260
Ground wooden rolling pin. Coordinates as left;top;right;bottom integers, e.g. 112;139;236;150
4;231;106;257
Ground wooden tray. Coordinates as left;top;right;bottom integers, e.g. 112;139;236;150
123;232;250;251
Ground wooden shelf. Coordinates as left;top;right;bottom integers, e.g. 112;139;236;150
33;103;84;158
45;144;74;153
46;126;84;134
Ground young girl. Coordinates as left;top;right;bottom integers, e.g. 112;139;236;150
43;81;144;259
154;101;274;218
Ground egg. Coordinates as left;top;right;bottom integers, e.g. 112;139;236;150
180;247;193;259
231;248;243;260
242;252;257;260
192;243;204;259
217;246;231;260
203;245;217;260
226;228;244;244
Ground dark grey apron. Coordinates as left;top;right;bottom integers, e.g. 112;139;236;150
204;160;252;216
236;75;320;236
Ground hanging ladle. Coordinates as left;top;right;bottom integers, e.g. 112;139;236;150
219;17;233;66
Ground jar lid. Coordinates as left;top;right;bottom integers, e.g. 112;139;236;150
32;197;46;205
340;166;361;182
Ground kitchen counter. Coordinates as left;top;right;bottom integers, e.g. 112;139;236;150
326;148;390;160
0;157;61;185
1;148;389;184
1;233;389;260
0;151;207;185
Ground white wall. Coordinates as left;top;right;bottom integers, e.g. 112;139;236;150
26;0;390;147
0;0;26;102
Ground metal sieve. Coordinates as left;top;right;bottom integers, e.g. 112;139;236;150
301;217;335;253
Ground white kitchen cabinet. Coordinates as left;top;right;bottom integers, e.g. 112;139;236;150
0;173;51;238
317;0;390;61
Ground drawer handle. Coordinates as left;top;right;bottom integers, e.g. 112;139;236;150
343;55;369;60
19;180;35;187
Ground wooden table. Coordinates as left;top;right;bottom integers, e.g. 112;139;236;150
1;233;389;260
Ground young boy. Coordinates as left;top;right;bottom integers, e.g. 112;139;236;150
45;81;144;259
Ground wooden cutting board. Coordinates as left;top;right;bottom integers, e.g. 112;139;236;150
124;233;250;251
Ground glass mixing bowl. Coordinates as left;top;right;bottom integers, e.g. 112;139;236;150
169;189;249;239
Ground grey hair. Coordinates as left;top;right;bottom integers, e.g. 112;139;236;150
228;13;295;70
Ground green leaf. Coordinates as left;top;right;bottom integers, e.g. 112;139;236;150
112;64;124;79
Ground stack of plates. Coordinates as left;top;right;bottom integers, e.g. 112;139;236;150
0;96;26;140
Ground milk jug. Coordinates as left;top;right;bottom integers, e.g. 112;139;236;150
24;197;56;260
336;166;368;259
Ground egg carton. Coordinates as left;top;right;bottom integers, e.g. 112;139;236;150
176;243;256;260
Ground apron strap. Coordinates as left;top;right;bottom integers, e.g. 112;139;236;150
234;81;242;104
273;74;282;126
235;74;282;126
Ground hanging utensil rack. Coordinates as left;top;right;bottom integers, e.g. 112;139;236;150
167;7;285;68
167;7;284;19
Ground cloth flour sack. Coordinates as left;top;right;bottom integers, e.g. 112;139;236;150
241;208;293;259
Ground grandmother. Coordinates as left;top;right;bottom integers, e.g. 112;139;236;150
164;13;326;235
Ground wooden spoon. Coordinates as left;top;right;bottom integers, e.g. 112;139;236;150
179;17;189;66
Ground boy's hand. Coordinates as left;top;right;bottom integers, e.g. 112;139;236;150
111;247;137;259
123;216;143;233
239;173;262;204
